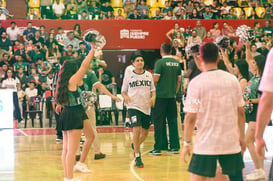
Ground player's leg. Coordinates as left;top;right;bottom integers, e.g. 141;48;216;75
188;154;217;181
66;129;82;179
74;119;94;173
139;112;151;145
151;98;167;155
245;121;265;180
62;131;68;179
89;106;106;160
218;153;244;181
166;98;180;153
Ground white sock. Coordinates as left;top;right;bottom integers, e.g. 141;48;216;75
66;178;73;181
125;118;130;123
135;153;140;157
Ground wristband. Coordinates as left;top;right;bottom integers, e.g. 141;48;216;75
183;141;191;147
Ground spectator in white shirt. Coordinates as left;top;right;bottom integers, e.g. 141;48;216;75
25;82;38;100
7;22;20;43
52;0;65;19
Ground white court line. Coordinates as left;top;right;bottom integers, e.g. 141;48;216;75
17;129;28;136
130;150;150;181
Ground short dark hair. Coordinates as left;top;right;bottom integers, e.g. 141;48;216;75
40;25;45;28
160;43;172;54
58;27;63;30
132;54;144;62
10;21;16;25
200;42;219;63
27;22;32;25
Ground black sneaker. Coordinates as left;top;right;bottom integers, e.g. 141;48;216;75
124;120;131;128
56;136;63;143
135;157;144;168
76;154;81;161
167;148;180;154
94;152;106;160
149;149;161;155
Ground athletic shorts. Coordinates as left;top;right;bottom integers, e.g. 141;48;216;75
188;152;244;178
128;109;151;130
59;104;88;131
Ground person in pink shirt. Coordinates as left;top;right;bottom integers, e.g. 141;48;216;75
255;48;273;181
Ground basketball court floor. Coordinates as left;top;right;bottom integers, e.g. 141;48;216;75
0;123;272;181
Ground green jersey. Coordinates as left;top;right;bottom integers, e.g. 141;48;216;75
154;56;181;98
82;70;99;91
245;76;262;100
262;26;273;37
67;87;84;106
14;62;28;72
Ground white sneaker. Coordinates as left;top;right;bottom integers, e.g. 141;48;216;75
246;168;266;180
73;162;92;173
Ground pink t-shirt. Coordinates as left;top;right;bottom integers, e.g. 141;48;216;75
184;70;244;155
259;48;273;93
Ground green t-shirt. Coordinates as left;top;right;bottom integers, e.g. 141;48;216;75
83;70;99;91
154;57;181;98
14;62;28;72
262;26;273;37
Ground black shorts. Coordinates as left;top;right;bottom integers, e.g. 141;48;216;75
188;152;244;178
59;104;88;131
128;109;151;130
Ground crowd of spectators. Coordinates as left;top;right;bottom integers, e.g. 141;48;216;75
23;0;273;20
0;21;114;123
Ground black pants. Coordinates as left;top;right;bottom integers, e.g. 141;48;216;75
55;107;62;138
153;98;180;150
13;92;22;122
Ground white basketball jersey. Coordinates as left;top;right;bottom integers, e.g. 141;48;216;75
121;70;155;115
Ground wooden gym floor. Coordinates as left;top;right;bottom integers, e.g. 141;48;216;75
0;126;272;181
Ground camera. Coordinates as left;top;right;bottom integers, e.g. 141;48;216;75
215;36;230;49
185;43;200;56
84;33;97;42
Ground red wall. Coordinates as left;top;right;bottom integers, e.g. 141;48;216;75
2;19;269;49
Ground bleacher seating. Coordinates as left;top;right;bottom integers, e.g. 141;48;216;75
233;7;242;18
28;0;40;8
146;0;158;8
2;0;6;7
111;0;123;8
255;7;265;18
243;7;253;18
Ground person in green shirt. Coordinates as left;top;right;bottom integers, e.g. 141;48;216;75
244;41;267;180
76;68;120;161
150;43;181;155
13;55;28;73
262;20;273;37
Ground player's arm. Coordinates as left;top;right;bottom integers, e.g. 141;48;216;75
153;74;160;86
238;106;246;153
176;75;181;94
255;91;273;139
121;75;131;104
183;112;197;143
94;82;120;101
220;48;234;74
193;55;204;72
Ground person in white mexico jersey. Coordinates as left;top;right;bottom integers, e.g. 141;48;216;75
121;55;156;168
123;59;135;127
181;42;246;181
